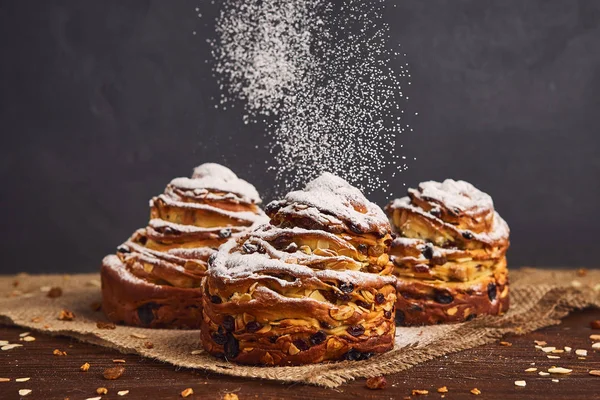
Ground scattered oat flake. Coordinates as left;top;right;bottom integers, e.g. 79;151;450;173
547;355;561;359
575;349;588;356
0;378;10;382
412;389;428;395
97;387;108;395
19;332;31;337
552;379;559;383
118;390;130;396
113;359;126;363
437;386;449;393
39;286;51;292
223;394;238;400
80;362;90;372
53;349;67;356
15;378;30;382
85;397;102;400
181;387;194;398
103;366;125;380
23;336;35;342
2;344;23;350
564;346;572;352
470;388;481;395
539;371;550;376
590;334;600;341
131;333;148;339
534;340;547;346
366;376;386;389
541;346;556;353
589;370;600;377
548;367;572;374
499;341;512;346
551;349;564;354
514;380;526;387
525;368;537;372
18;389;32;396
0;340;8;346
190;350;204;355
58;309;75;321
592;342;600;350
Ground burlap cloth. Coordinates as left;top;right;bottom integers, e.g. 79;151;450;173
1;268;599;388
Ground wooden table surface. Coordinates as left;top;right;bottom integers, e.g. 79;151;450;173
1;308;599;400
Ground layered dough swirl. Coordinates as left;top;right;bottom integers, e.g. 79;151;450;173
201;173;397;365
101;164;266;329
386;179;510;325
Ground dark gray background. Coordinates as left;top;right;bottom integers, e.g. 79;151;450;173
1;0;599;274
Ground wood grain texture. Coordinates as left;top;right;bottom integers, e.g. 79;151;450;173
1;308;599;399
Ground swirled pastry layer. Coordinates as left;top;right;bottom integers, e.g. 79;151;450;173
386;179;510;325
101;164;266;329
201;173;397;365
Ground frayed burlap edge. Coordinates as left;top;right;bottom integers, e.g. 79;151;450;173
0;268;598;388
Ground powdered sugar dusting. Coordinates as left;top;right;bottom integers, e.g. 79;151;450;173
210;0;413;195
416;179;494;213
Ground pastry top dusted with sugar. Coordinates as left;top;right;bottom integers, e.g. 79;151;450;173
168;163;262;205
265;172;391;237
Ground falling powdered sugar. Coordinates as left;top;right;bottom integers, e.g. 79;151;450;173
210;0;412;196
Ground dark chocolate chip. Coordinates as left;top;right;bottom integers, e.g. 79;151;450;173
384;310;392;319
218;228;232;238
310;330;327;345
210;295;222;304
462;231;474;240
224;333;239;359
245;321;262;333
434;291;454;304
346;325;365;337
421;244;434;260
339;282;354;293
375;293;385;305
116;245;130;254
357;244;368;254
137;303;159;326
355;300;371;309
487;282;497;302
222;315;236;332
211;331;227;345
395;310;405;326
293;339;309;351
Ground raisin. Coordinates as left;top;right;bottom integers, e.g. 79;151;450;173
284;242;298;252
348;222;363;234
116;245;130;254
245;321;261;333
224;333;239;359
357;244;368;254
421;244;434;260
337;293;351;302
466;314;477;321
293;339;309;351
212;331;227;345
355;300;371;309
384;310;392;319
346;325;365;337
218;228;232;238
375;293;385;305
137;303;159;326
409;304;424;312
163;227;175;234
222;316;236;332
430;208;442;218
210;295;222;304
319;320;333;329
462;231;474;240
242;242;259;254
138;236;148;245
487;282;497;301
344;349;373;361
208;253;217;267
434;291;454;304
395;310;405;326
268;336;278;343
339;282;354;293
310;330;327;345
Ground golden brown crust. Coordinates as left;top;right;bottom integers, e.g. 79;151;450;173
386;179;510;325
201;173;397;365
100;164;266;329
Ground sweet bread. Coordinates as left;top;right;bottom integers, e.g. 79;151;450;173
101;164;266;329
385;179;510;325
201;173;397;365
